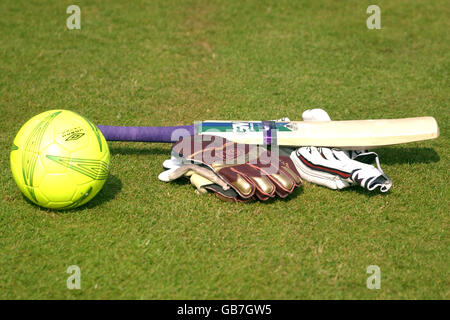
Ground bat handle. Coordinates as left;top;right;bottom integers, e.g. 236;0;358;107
97;125;195;143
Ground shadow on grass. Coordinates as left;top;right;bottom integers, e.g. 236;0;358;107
338;185;388;198
83;174;123;209
376;147;440;165
259;185;305;204
156;175;305;204
108;145;170;156
108;145;440;164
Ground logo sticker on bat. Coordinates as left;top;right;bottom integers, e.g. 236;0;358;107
232;122;257;133
200;121;292;134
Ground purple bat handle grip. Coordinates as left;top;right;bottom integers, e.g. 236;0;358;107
97;125;194;143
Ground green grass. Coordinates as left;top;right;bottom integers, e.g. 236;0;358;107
0;0;448;299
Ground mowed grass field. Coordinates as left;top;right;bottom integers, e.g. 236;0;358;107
0;0;448;299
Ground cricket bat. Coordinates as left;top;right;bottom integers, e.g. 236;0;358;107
97;116;439;149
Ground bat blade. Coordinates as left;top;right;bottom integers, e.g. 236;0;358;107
197;117;439;149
